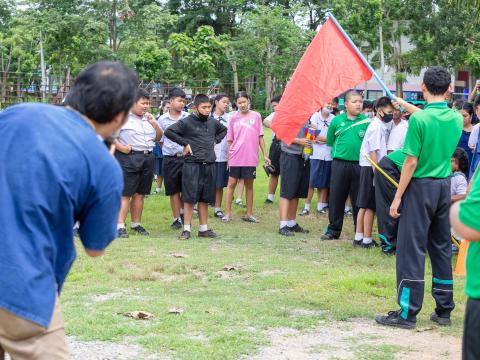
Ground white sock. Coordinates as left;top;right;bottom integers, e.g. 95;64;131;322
287;220;297;227
304;203;310;211
180;208;184;215
199;224;208;232
131;222;141;228
117;223;125;230
280;220;289;229
317;203;325;211
156;187;161;192
345;206;351;212
354;232;364;241
174;217;181;223
183;224;191;232
321;202;328;208
235;198;242;204
363;237;373;244
267;194;274;201
214;207;221;213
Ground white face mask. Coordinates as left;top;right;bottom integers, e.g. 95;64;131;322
322;107;331;115
365;112;374;118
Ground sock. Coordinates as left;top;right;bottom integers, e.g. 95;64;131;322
117;223;125;230
183;224;191;232
214;207;221;213
304;203;311;211
235;198;242;204
180;208;184;214
321;202;328;208
156;187;161;192
267;193;274;201
363;237;373;244
199;224;208;232
354;232;364;241
131;222;141;228
345;206;351;212
174;217;181;223
280;220;289;229
287;220;297;227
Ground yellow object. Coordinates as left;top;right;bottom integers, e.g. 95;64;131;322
454;240;469;276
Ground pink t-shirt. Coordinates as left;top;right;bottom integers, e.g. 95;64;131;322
227;111;264;167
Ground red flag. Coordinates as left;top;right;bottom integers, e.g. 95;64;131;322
271;18;372;145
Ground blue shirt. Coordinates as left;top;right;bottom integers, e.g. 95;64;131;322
0;103;123;328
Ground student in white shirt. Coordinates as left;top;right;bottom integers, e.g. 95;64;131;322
263;96;282;204
300;105;334;215
387;108;408;153
355;97;395;248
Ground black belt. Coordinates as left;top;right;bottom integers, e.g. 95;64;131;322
130;150;152;155
164;153;184;158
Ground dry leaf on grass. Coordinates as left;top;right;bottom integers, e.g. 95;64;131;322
123;311;154;320
170;253;188;258
168;307;185;314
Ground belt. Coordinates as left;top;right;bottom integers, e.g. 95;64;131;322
131;150;152;155
164;153;184;158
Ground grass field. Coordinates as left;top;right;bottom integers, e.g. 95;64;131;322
62;129;466;359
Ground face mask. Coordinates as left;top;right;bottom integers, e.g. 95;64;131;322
322;107;331;115
381;113;394;123
197;112;209;121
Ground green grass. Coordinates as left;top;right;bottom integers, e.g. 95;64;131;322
62;129;466;359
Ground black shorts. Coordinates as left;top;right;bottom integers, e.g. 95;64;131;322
115;151;154;197
268;138;281;176
309;159;332;189
162;156;184;196
182;162;215;204
280;152;310;200
229;166;256;180
215;162;229;189
357;166;376;210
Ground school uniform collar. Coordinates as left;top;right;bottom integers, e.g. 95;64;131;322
424;101;449;109
342;112;367;122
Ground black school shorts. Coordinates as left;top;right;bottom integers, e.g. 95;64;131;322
268;138;282;176
182;162;215;204
162;156;184;196
215;162;229;189
115;151;154;197
280;152;310;200
357;166;376;210
228;166;256;180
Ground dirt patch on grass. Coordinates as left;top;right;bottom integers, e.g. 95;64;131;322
246;319;461;360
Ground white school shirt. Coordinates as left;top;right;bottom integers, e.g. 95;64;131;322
468;123;480;150
359;117;388;167
118;113;156;152
213;112;230;162
387;119;408;152
309;111;333;161
264;112;276;138
157;111;189;156
451;171;468;196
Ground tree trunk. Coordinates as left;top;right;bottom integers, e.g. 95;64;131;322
225;46;239;94
16;57;22;100
110;0;118;52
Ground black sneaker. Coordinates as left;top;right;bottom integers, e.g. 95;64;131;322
171;219;182;230
317;208;328;214
265;198;274;204
214;210;225;219
288;224;310;234
131;225;149;236
375;310;416;329
279;226;295;237
361;240;380;249
320;232;339;240
344;209;353;216
430;312;451;326
179;230;191;240
198;229;217;238
299;209;310;216
353;239;363;247
117;228;129;238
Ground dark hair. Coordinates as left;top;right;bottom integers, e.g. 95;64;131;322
168;87;186;100
344;90;362;102
362;100;373;110
452;147;469;173
474;95;480;110
194;93;211;107
63;61;138;124
451;99;464;110
235;91;250;102
211;93;229;114
332;97;339;104
423;67;451;95
271;95;282;103
159;100;170;116
374;96;393;111
135;88;149;102
461;102;474;116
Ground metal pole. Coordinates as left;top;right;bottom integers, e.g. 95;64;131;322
326;12;394;99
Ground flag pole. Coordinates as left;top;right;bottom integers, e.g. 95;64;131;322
326;12;395;99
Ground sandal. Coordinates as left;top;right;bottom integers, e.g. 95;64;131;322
214;210;225;219
221;215;232;223
242;215;259;223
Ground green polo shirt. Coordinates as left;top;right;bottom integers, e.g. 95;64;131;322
459;171;480;299
402;102;462;178
387;149;406;172
326;112;370;161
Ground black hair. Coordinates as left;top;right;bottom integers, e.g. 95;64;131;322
235;91;250;102
168;87;186;100
423;66;451;96
461;102;474;116
159;100;170;116
211;93;229;114
451;99;464;110
362;100;373;110
63;61;138;124
452;147;469;173
135;88;149;102
271;95;282;103
332;97;339;104
193;93;211;107
344;90;362;102
374;96;393;112
474;95;480;110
